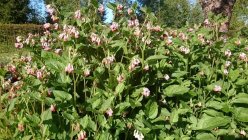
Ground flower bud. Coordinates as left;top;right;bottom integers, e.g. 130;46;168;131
142;87;150;97
74;10;81;19
78;131;86;140
164;74;170;81
106;108;113;117
50;104;56;112
110;22;119;32
65;63;74;73
98;4;104;14
213;85;221;92
84;69;90;77
18;123;24;132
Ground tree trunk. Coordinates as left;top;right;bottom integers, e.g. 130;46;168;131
199;0;236;32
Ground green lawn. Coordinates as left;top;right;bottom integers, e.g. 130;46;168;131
0;43;27;65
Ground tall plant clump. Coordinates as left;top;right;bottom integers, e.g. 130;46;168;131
0;1;248;139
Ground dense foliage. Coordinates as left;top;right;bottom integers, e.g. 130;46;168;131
1;2;248;140
137;0;204;27
0;0;33;24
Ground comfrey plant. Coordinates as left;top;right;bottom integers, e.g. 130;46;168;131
0;1;248;139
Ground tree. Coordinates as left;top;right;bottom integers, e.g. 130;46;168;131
45;0;81;12
199;0;236;31
0;0;32;23
137;0;203;28
230;0;248;29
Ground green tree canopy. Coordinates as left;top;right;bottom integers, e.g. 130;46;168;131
0;0;32;23
137;0;203;27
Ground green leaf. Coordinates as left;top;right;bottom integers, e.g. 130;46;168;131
115;102;130;115
145;101;158;119
53;90;72;101
170;109;190;124
234;107;248;122
163;85;190;97
203;109;223;117
196;133;216;140
92;98;102;109
146;55;167;62
100;96;114;112
41;109;52;122
115;83;125;94
236;79;248;86
229;69;239;81
79;115;88;129
107;2;116;11
26;114;40;125
232;93;248;104
88;116;97;131
172;71;188;78
8;98;17;112
170;110;179;123
97;115;108;128
206;101;223;110
62;112;75;121
194;116;231;130
131;88;143;98
28;92;41;101
22;135;32;140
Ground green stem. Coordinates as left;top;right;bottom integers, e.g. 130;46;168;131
73;73;78;107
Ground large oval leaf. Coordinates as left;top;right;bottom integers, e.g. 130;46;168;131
234;107;248;122
145;101;158;119
232;93;248;104
53;90;72;101
194;116;231;130
163;85;190;97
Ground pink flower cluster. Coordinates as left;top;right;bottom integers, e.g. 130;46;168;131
178;32;188;41
78;131;86;140
224;49;232;57
98;4;104;14
179;46;190;54
59;25;79;41
50;104;56;112
117;74;125;83
142;37;151;45
65;63;74;74
24;33;35;45
127;8;133;15
8;65;16;73
46;5;58;22
146;22;161;32
25;65;47;80
102;55;115;65
21;56;32;63
106;108;113;117
129;58;140;71
74;10;81;19
90;33;101;46
128;19;139;27
15;36;24;49
40;37;52;51
110;22;119;32
117;4;123;11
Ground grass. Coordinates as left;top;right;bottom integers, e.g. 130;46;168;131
0;43;27;65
